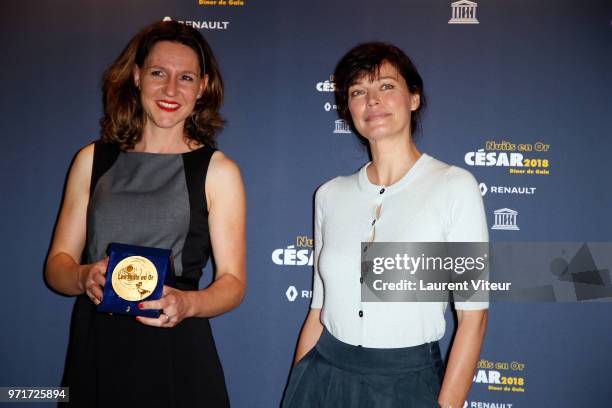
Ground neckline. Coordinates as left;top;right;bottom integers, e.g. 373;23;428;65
358;153;430;194
122;144;210;156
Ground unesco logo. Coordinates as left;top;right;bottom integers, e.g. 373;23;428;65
448;0;479;24
333;119;352;134
491;208;520;231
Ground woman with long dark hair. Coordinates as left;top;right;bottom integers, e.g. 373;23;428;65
46;21;245;407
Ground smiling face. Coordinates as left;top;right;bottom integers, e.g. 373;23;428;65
347;61;420;143
133;41;208;135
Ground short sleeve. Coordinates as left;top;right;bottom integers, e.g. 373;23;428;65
445;167;489;310
310;184;326;309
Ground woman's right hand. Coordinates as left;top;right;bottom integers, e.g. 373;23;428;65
294;308;324;365
79;257;109;305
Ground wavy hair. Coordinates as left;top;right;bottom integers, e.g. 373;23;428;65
100;20;224;150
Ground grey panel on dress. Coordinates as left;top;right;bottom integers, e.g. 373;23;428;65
86;152;189;276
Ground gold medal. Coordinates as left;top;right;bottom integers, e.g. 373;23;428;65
111;256;158;301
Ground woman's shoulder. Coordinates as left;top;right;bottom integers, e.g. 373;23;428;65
424;154;479;191
63;143;96;194
209;149;235;169
206;150;243;191
72;142;95;171
77;140;124;168
77;142;96;156
444;166;480;196
315;171;360;201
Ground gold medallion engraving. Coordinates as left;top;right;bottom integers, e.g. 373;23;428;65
111;256;158;301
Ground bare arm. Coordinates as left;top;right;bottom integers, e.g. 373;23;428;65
136;151;247;327
438;309;488;408
294;308;324;364
291;185;326;364
187;150;246;317
45;144;107;300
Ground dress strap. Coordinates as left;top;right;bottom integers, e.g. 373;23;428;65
90;140;120;195
182;146;216;214
179;145;216;283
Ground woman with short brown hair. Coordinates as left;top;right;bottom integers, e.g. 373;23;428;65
283;42;488;408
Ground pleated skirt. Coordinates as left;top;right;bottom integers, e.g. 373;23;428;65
282;329;445;408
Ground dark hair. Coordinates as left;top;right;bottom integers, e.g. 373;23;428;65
334;42;426;140
100;20;224;150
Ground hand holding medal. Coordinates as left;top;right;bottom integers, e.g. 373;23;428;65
137;285;193;328
79;257;109;306
97;243;173;318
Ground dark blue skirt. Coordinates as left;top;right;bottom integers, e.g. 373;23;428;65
282;329;444;408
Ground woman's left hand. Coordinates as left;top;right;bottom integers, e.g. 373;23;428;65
136;285;193;328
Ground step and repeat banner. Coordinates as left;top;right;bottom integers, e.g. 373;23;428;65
2;0;611;406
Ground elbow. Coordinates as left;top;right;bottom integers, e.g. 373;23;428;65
44;252;82;296
228;273;247;310
479;310;488;336
458;309;488;337
476;310;488;338
235;281;246;308
44;256;57;291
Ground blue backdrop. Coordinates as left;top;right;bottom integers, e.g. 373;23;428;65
1;0;611;406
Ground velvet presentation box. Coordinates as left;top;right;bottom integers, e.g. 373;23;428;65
97;243;174;318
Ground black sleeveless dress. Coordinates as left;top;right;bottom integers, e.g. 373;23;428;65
62;141;230;407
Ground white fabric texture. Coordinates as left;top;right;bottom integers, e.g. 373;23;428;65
310;153;488;348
